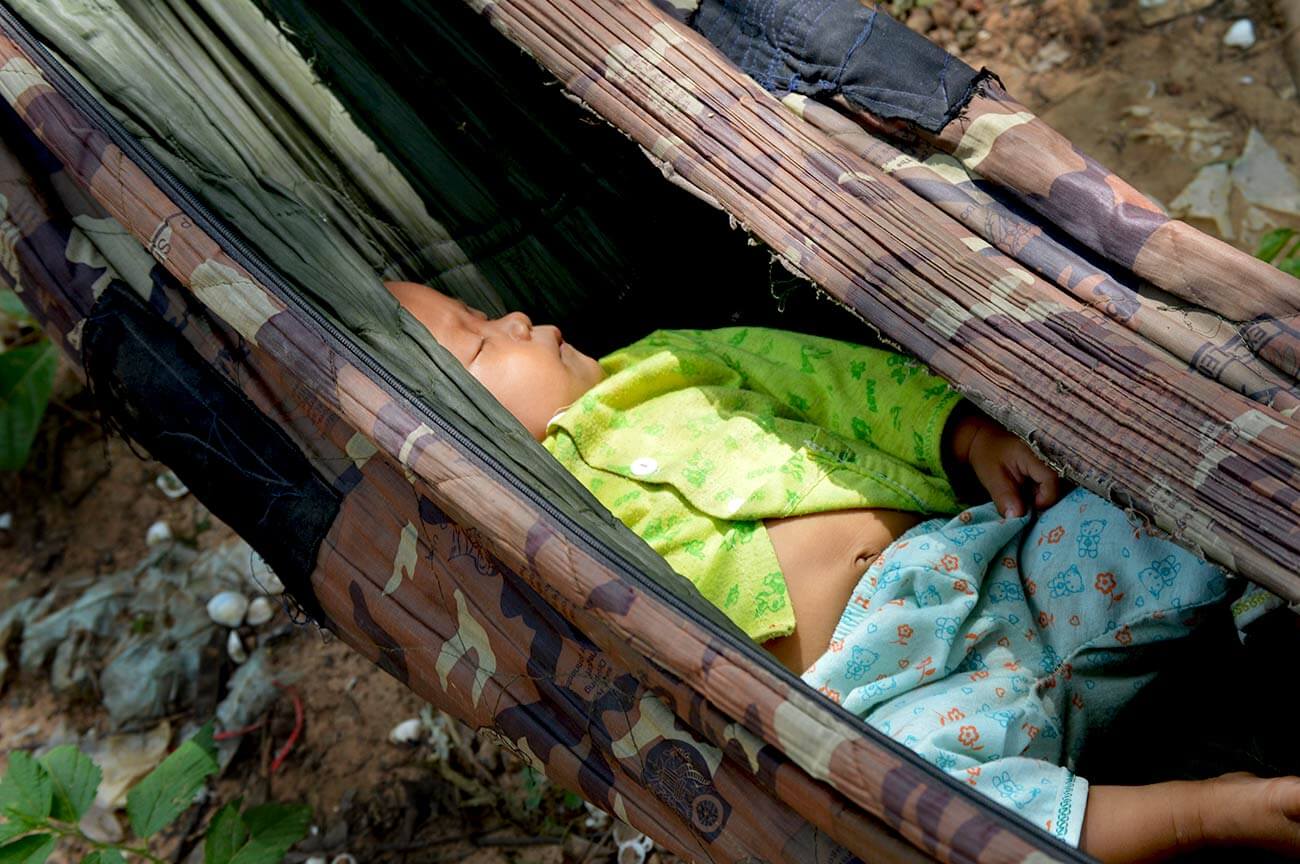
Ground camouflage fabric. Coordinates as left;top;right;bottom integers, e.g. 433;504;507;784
0;20;1074;864
835;84;1300;381
782;94;1300;415
5;0;1300;861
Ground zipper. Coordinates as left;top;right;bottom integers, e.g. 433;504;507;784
0;6;1088;858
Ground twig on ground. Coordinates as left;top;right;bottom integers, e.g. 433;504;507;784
269;682;304;774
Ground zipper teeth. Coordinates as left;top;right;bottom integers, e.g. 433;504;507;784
0;8;1087;859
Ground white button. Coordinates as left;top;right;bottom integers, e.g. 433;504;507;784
630;457;658;477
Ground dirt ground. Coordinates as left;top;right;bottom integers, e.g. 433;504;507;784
2;2;1298;862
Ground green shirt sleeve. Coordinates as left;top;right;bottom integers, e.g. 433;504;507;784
683;327;963;482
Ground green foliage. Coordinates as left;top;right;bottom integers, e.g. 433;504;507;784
82;849;125;864
126;725;219;838
0;833;55;864
0;754;51;823
225;804;312;864
0;286;57;472
41;748;100;824
1256;227;1300;279
0;289;31;324
0;725;308;864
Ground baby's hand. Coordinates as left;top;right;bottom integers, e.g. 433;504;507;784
949;412;1060;518
1196;773;1300;855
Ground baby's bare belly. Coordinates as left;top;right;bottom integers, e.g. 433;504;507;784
762;508;926;674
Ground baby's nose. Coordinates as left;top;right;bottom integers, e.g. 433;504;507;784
499;311;532;338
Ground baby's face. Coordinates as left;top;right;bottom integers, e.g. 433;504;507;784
386;282;605;440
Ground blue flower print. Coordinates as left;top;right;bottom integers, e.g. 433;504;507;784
1077;519;1106;559
1139;555;1181;598
844;645;879;680
1038;645;1062;676
956;650;988;673
862;678;898;700
987;709;1016;728
987;580;1025;603
935;752;957;770
942;524;987;546
877;561;905;590
934;616;960;642
1048;564;1085;598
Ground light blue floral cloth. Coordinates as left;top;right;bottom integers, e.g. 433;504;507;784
802;488;1230;846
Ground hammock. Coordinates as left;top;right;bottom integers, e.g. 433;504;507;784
2;1;1297;861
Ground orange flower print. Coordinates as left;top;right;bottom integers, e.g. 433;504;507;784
1022;722;1040;740
1072;693;1085;710
966;766;981;785
895;624;914;645
818;684;841;703
829;638;845;653
1024;579;1037;597
1046;525;1065;544
1002;556;1017;569
1115;625;1133;646
1095;571;1117;594
958;725;983;751
1038;611;1055;629
970;669;989;681
940;554;960;572
959;510;973;524
953;579;972;595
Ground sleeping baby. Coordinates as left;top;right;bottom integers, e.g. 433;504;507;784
387;280;1300;862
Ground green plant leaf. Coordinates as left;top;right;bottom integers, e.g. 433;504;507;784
40;747;100;823
0;340;57;472
0;290;31;325
1256;227;1296;263
1279;257;1300;279
81;849;124;864
126;725;218;839
0;833;55;864
203;801;247;864
0;820;33;845
226;804;311;864
0;754;52;823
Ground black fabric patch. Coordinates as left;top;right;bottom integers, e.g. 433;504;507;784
82;281;338;625
690;0;989;132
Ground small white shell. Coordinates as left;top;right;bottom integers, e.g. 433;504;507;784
305;857;326;864
206;591;249;628
1223;19;1255;49
145;521;172;546
330;855;356;864
154;470;189;499
245;596;275;627
226;630;248;664
388;718;424;745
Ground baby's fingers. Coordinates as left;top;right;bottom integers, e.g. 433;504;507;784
1025;455;1061;509
977;463;1025;519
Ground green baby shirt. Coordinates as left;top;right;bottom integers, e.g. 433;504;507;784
542;327;964;642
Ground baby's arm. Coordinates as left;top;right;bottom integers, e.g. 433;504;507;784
944;404;1062;517
1083;775;1300;862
